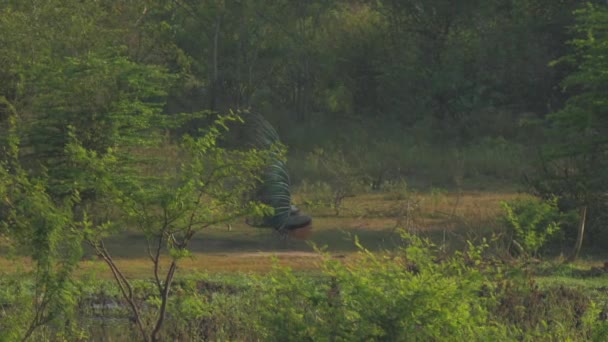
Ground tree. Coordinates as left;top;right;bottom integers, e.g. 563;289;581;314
1;3;275;339
68;112;272;341
0;108;84;341
0;0;179;198
534;3;608;258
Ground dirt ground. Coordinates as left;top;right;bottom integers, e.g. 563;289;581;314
1;191;528;278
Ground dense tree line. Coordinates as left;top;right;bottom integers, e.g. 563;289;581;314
0;0;590;145
2;0;600;193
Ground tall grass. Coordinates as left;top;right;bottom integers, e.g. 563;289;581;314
289;138;529;190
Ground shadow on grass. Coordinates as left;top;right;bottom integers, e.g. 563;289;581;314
86;228;407;259
3;226;481;260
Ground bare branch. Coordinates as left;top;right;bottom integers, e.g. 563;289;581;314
134;6;148;27
89;239;149;342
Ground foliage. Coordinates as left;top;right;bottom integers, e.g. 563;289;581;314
500;197;573;257
302;148;364;215
68;112;271;341
380;178;410;200
0;0;179;199
536;3;608;204
251;234;608;341
493;278;600;341
2;237;607;340
297;180;335;211
0;0;586;190
254;234;511;341
0;115;84;340
30;54;172;196
3;0;608;339
530;3;608;251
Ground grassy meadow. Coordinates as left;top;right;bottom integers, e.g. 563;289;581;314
4;188;605;279
0;190;529;277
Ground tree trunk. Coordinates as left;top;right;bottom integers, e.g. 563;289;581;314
209;12;221;111
151;261;177;342
568;206;587;262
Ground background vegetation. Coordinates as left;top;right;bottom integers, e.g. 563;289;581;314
1;0;608;340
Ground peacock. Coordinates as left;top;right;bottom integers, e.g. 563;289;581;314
239;111;312;234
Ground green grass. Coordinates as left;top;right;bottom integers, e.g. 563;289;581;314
3;190;604;286
536;275;608;291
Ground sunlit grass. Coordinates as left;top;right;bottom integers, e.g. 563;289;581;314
0;190;534;279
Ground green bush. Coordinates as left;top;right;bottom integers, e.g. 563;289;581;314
254;235;511;341
501;197;570;257
297;180;335;210
251;234;608;341
380;178;409;200
298;148;364;215
2;250;607;341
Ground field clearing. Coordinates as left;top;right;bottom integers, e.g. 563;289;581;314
1;191;532;279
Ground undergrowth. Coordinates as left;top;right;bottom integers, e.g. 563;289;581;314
2;233;607;341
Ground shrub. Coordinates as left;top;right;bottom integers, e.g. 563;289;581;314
297;180;335;212
380;178;409;200
252;234;607;341
501;197;568;258
301;148;364;215
492;279;600;341
254;234;511;341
